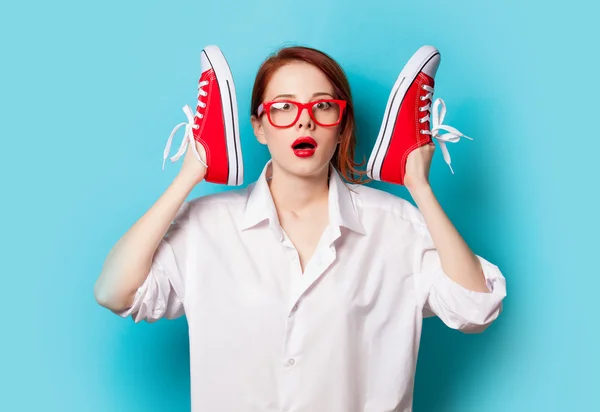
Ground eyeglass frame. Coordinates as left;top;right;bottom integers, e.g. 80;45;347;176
256;99;347;128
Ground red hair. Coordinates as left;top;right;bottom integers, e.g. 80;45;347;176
250;46;368;184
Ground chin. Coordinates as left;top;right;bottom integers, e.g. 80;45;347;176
274;153;331;178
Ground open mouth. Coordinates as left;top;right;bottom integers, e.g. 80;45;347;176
292;137;318;151
293;142;316;150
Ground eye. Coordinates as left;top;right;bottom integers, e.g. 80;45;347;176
315;101;332;110
272;102;293;111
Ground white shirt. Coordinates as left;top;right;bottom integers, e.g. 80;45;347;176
117;160;507;412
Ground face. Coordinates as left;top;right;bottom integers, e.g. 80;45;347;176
251;61;343;179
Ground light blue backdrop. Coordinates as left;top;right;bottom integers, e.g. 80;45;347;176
1;0;598;411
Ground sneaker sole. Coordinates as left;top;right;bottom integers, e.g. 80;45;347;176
366;46;439;182
203;45;244;186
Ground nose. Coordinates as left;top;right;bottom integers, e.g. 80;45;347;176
295;106;315;130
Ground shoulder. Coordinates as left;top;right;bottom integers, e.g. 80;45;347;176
347;182;428;232
190;186;249;207
176;185;251;223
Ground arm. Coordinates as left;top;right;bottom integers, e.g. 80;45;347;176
94;142;206;312
404;143;506;333
94;174;196;311
408;184;489;293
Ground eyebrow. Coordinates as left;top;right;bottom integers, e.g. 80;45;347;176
271;92;334;100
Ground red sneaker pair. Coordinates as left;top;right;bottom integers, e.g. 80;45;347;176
367;45;472;185
163;45;243;186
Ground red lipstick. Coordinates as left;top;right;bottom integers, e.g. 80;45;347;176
291;136;317;158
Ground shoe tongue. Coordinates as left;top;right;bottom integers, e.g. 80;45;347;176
200;68;215;83
418;72;434;87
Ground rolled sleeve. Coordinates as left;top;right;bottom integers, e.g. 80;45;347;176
116;241;184;323
424;255;507;333
405;203;508;333
115;239;185;323
115;202;192;323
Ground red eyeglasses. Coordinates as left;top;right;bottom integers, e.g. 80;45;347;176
256;99;347;128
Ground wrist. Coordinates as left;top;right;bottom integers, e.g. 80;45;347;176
406;181;432;196
174;172;202;192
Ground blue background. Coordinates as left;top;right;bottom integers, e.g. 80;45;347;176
1;0;598;410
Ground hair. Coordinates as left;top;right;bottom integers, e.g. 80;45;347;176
250;45;369;184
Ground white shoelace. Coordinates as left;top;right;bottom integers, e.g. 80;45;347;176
419;84;472;174
162;80;209;170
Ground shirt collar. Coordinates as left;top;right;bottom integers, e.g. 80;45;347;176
241;160;366;236
240;160;278;232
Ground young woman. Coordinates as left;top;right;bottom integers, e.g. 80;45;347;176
95;45;506;411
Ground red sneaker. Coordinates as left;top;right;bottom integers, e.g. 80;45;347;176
163;45;243;186
366;45;471;185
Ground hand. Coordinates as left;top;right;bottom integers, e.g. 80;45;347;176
404;142;435;191
177;139;208;186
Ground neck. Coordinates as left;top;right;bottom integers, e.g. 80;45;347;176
267;161;330;216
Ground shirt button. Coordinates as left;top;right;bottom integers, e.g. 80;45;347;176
287;358;295;366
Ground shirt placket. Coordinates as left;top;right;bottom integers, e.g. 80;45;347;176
279;225;339;412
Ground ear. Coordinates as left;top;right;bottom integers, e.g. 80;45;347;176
251;115;267;145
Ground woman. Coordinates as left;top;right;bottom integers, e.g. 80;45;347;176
95;45;506;411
